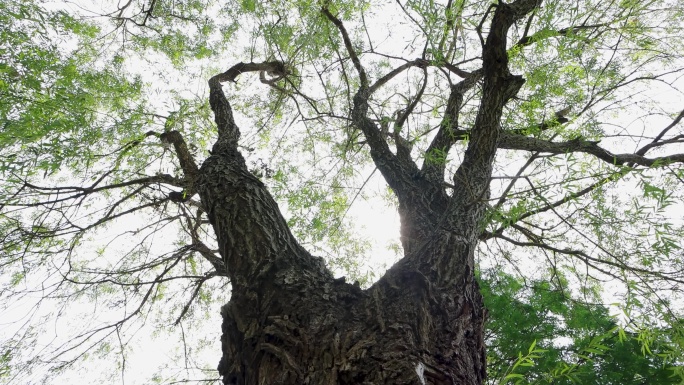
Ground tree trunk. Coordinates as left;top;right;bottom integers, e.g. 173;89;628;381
197;148;486;384
195;82;486;383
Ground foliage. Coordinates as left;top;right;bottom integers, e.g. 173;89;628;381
1;0;684;383
482;269;684;384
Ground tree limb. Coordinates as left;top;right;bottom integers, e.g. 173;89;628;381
635;108;684;156
498;133;684;167
368;58;430;95
159;130;200;200
322;6;425;200
421;69;482;183
209;61;288;152
451;0;541;208
321;7;368;88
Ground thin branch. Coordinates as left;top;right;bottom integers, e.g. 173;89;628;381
515;23;609;47
635;108;684;156
491;232;684;285
321;7;368;88
174;273;217;326
393;68;428;162
491;152;540;211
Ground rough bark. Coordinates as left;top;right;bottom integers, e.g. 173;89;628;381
195;65;486;384
193;1;542;384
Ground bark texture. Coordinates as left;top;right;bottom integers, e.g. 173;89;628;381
198;157;487;384
194;1;542;384
196;64;487;384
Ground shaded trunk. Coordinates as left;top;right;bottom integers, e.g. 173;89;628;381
197;151;486;385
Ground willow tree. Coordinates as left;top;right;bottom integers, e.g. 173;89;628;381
2;0;684;384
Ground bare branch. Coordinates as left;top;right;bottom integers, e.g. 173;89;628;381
490;232;684;285
7;174;180;209
499;133;684;167
491;152;541;212
321;7;368;88
174;273;217;326
636;108;684;156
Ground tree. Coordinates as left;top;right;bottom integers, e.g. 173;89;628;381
482;270;683;384
2;0;684;384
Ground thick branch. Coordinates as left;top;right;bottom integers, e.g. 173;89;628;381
199;62;335;291
209;61;287;152
159;130;199;200
499;133;684;167
213;61;287;84
442;62;475;78
350;91;421;198
423;122;684;169
321;8;428;201
451;0;541;208
368;58;429;95
367;58;475;95
422;70;482;183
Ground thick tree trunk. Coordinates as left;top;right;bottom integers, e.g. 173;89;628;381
198;149;486;384
196;119;486;383
195;77;486;383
